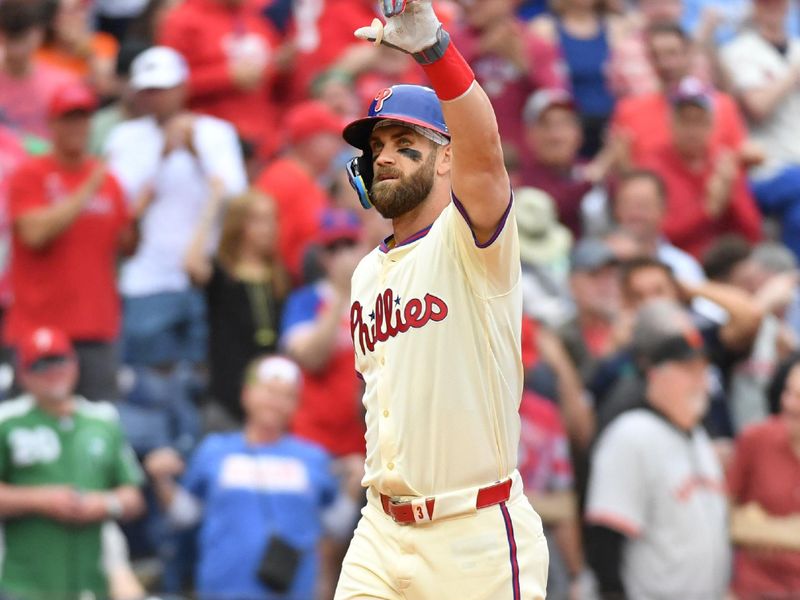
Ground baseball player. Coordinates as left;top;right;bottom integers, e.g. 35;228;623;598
336;2;549;599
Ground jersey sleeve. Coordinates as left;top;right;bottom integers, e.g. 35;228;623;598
440;191;520;297
585;420;648;538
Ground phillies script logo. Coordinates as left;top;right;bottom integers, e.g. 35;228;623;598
350;289;448;354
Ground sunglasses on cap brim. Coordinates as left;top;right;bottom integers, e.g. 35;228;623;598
27;354;73;374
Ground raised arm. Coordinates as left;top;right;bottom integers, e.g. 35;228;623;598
355;1;509;242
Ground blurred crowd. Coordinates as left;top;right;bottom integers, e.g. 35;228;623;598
1;0;800;599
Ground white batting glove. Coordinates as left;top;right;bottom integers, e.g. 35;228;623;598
355;0;441;56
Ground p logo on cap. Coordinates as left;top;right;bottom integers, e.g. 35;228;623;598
373;88;393;113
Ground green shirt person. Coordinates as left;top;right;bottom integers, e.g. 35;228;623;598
0;327;144;600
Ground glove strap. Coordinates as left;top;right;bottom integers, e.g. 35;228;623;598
417;28;475;102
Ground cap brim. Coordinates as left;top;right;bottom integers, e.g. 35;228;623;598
343;114;450;150
131;73;185;91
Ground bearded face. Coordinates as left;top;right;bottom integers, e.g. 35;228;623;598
370;148;437;220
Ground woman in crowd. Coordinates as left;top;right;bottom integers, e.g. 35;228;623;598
185;183;289;427
728;353;800;599
531;0;623;156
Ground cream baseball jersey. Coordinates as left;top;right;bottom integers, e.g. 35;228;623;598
350;194;522;498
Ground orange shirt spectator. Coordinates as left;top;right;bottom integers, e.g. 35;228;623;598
36;33;118;79
159;0;281;157
36;0;118;95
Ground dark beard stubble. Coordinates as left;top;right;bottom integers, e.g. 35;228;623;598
370;150;437;220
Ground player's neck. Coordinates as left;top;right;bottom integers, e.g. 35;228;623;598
390;189;449;246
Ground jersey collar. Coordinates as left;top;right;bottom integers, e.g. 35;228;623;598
379;223;433;253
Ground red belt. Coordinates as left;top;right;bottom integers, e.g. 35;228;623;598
380;478;512;525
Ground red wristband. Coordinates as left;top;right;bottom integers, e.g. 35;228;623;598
422;42;475;102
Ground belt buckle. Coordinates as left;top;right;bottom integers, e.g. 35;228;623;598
388;497;411;525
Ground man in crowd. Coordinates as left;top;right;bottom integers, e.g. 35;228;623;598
6;82;138;400
159;0;282;158
105;46;247;369
585;299;730;599
558;238;621;384
145;355;359;600
613;168;706;284
255;101;344;282
452;0;566;160
281;209;366;459
721;0;800;260
611;21;747;165
0;0;74;143
0;326;144;600
519;89;595;238
639;76;761;258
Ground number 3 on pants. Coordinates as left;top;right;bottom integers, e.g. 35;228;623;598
411;498;431;523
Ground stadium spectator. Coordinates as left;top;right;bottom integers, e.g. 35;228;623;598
639;76;762;258
255;101;344;282
281;209;366;458
105;46;247;368
585;299;731;600
519;89;597;237
185;187;289;426
451;0;566;160
0;0;74;142
531;0;625;156
605;256;763;439
94;0;149;41
124;0;180;47
37;0;119;97
703;237;799;430
89;39;149;155
612;168;706;284
557;237;621;384
6;82;139;400
145;355;359;600
607;0;686;97
0;326;145;600
288;0;378;103
728;353;800;599
0;127;26;335
516;187;573;327
159;0;282;158
721;0;800;262
611;22;748;165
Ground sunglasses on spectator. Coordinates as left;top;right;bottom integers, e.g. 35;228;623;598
27;355;72;374
324;238;359;253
